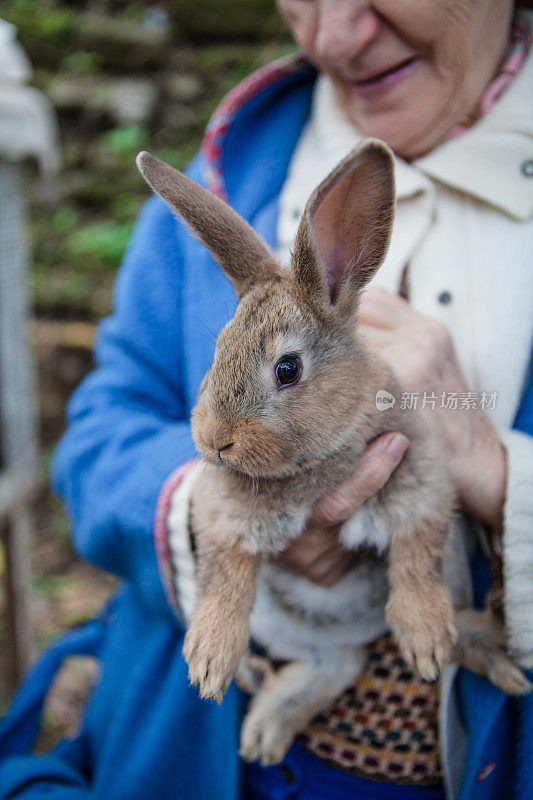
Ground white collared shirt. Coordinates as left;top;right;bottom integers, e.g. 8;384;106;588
277;44;533;430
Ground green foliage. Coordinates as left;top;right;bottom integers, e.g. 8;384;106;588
8;0;74;39
41;444;58;472
52;204;80;234
17;0;292;320
118;3;146;23
32;265;91;307
196;42;294;76
48;497;74;552
98;124;149;159
31;572;72;596
110;193;143;221
174;0;286;40
65;220;135;267
153;141;202;171
61;51;103;74
193;42;295;126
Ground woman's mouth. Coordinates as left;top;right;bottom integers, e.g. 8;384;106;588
352;57;420;99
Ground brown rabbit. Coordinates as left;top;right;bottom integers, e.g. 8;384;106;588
136;142;530;766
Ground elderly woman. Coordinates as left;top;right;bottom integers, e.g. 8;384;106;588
1;2;532;799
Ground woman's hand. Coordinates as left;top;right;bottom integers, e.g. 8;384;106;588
358;286;507;531
278;286;507;586
276;432;409;585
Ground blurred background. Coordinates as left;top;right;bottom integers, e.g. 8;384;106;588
0;0;292;747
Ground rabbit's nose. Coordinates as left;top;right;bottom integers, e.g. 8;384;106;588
199;413;234;453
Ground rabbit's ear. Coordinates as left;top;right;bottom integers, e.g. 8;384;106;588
292;140;395;315
136;152;277;297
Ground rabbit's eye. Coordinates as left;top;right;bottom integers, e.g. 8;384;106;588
275;354;302;387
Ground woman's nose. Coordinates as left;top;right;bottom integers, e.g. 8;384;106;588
314;1;381;72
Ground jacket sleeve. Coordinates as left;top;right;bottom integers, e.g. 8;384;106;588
501;431;533;668
498;363;533;667
157;460;202;623
51;186;200;621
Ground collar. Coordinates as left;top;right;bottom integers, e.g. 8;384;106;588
310;32;533;221
201;52;315;212
202;10;533;222
413;45;533;221
415;11;533;221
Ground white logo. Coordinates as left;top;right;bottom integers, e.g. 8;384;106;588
376;390;396;411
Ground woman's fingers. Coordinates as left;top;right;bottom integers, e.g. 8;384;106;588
358;322;393;351
278;528;339;576
312;432;409;526
276;523;361;586
358;286;412;329
276;433;409;585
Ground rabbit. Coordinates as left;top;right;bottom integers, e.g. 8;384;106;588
136;141;531;766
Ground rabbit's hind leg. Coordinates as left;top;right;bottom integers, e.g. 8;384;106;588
453;608;532;695
236;654;274;695
239;646;366;767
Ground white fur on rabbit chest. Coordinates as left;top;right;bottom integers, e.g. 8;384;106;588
249;501;389;661
250;551;388;662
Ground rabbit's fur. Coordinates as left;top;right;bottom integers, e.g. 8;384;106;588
137;142;530;766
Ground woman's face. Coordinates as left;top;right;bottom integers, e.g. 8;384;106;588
277;0;514;158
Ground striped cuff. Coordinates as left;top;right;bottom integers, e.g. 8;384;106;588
154;459;200;621
500;428;533;668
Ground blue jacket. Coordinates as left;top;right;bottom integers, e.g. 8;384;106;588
1;56;532;800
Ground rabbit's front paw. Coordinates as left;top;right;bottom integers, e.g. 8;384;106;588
183;601;249;703
386;584;457;681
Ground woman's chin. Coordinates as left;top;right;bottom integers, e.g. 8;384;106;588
334;70;451;160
